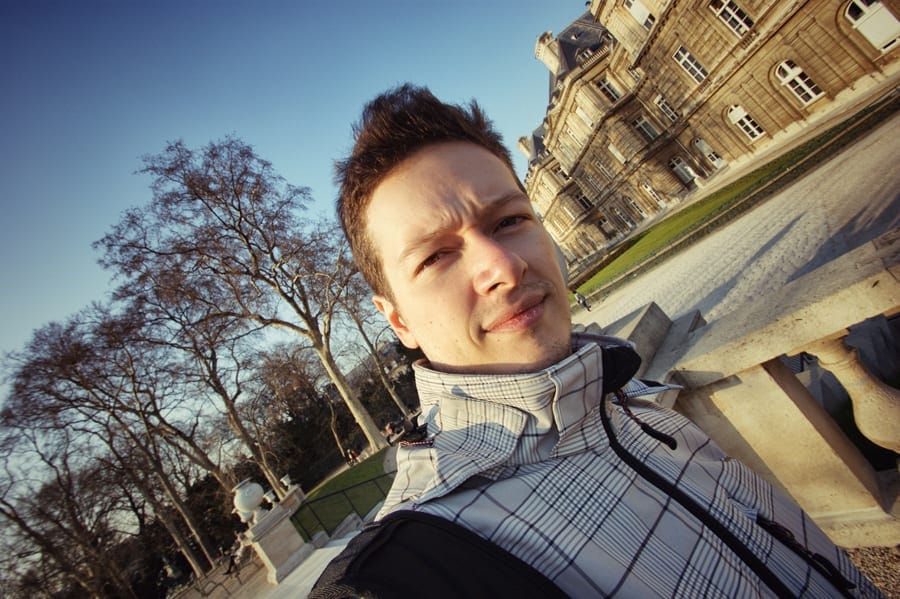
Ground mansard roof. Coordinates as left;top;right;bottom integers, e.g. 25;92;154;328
555;12;607;80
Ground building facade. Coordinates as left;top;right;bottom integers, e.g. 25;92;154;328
520;0;900;285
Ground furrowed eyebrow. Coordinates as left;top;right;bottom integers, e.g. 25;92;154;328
395;191;529;266
397;230;446;265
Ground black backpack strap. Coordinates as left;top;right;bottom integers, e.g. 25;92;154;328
309;510;568;599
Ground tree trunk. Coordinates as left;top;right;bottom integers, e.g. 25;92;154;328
224;409;288;499
131;476;208;579
352;318;411;420
157;507;208;579
316;344;388;452
326;399;344;456
155;464;217;568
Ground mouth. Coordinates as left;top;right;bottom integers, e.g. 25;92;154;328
484;295;546;333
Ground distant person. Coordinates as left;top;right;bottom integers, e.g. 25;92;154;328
573;289;591;311
310;84;880;597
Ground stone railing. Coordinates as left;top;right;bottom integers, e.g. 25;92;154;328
602;228;899;547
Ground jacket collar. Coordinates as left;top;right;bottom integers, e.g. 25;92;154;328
382;334;639;509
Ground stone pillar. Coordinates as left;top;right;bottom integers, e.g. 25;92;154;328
603;301;672;379
246;486;309;584
808;336;900;453
694;359;896;546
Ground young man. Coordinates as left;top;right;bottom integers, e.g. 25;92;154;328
311;85;880;597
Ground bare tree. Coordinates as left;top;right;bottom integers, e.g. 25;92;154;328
0;426;138;598
109;295;289;496
4;314;217;575
97;305;240;494
95;136;386;451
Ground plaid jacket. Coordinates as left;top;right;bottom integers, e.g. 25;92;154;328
378;334;881;597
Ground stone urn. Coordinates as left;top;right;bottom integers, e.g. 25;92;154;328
233;479;266;524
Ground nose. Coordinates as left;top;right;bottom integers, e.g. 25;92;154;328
470;234;526;295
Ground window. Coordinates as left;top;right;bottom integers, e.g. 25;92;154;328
574;191;593;211
584;172;604;195
654;95;679;121
626;197;647;218
627;66;643;81
624;0;656;31
727;105;765;140
575;105;595;128
709;0;754;36
632;115;661;142
641;182;666;207
613;207;636;228
593;159;613;180
547;219;563;237
673;46;708;83
596;78;622;102
669;156;698;184
776;60;824;105
845;0;900;51
693;138;725;169
608;143;626;164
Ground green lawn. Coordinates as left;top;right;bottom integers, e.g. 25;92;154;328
291;448;393;540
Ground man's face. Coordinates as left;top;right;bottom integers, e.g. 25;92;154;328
367;141;572;375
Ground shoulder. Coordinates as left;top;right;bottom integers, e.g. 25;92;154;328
309;511;567;599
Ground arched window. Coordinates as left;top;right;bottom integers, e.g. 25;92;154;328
641;181;666;208
668;156;698;184
626;197;647;218
613;206;636;228
693;138;725;169
776;60;824;105
727;105;765;141
845;0;900;52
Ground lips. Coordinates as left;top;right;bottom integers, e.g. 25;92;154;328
484;294;546;333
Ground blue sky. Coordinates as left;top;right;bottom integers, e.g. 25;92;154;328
0;1;582;374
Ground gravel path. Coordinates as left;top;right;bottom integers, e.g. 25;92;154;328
846;546;900;598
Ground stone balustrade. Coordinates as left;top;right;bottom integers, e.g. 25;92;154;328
603;227;899;547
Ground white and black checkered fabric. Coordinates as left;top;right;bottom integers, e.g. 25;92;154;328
378;333;881;597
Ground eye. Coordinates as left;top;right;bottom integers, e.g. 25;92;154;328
494;215;528;232
422;253;442;268
415;251;444;274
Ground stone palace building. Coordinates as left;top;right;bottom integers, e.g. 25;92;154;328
520;0;900;285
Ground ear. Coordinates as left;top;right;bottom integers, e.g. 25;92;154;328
372;295;420;349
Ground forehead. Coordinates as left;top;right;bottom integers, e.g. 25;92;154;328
368;141;520;214
365;141;524;246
